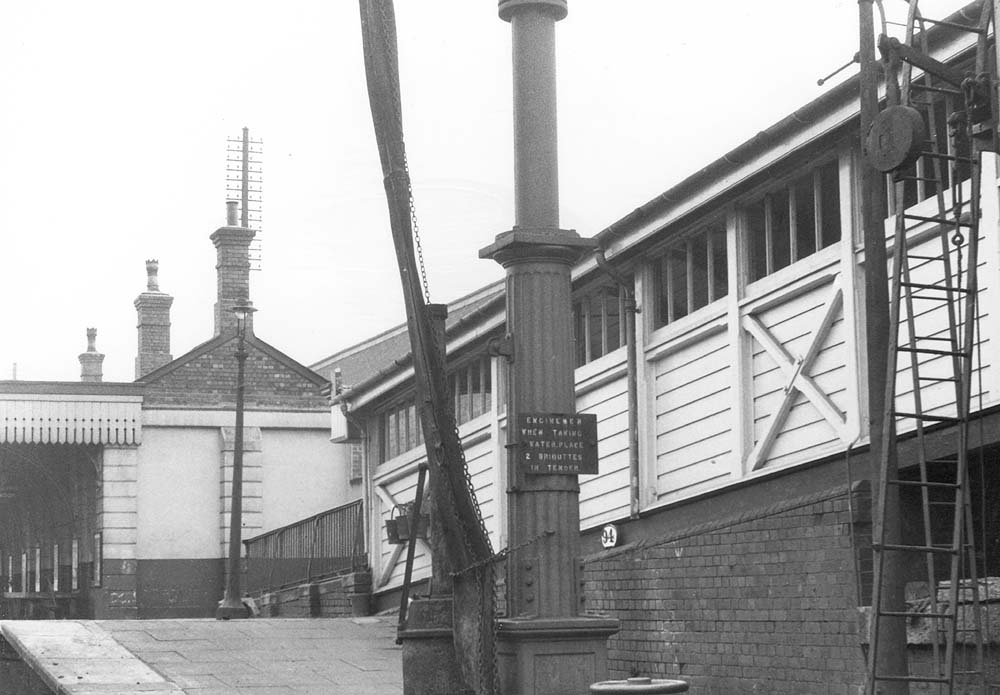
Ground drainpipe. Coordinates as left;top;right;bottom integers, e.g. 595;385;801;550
594;248;640;520
334;370;370;585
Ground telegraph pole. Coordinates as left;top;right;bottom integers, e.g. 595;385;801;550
858;1;909;691
481;1;618;692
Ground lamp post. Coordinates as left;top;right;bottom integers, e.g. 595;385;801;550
216;300;256;620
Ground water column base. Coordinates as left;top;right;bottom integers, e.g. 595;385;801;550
496;616;620;695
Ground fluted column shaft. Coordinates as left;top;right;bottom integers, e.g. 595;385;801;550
504;256;580;618
483;0;588;621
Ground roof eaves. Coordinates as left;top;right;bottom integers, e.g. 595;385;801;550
589;1;983;258
0;381;145;397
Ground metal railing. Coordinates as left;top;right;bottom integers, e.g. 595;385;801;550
243;499;366;596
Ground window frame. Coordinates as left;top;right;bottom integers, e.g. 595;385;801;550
573;282;629;367
375;353;494;463
652;222;728;330
747;156;842;284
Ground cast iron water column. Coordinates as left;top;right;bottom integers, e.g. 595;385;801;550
481;1;618;692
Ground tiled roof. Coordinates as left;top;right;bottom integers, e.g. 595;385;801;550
310;279;505;390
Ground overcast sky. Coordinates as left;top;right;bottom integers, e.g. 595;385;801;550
0;0;966;382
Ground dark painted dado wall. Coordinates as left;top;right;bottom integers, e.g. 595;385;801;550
583;482;869;694
136;558;224;618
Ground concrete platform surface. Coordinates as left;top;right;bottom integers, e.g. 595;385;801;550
0;617;403;695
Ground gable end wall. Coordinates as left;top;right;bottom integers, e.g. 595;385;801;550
142;342;327;410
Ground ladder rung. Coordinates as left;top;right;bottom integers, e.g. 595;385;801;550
918;150;974;163
913;16;987;34
888;479;958;489
904;294;956;301
873;542;957;554
916;376;960;383
879;610;955;619
874;674;950;684
897;175;940;183
907;254;948;261
892;411;963;423
901;281;969;294
903;213;974;227
897;346;967;357
910;82;963;96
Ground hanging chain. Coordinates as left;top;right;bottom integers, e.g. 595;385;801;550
374;0;491;558
376;1;431;305
435;385;499;694
404;150;432;306
373;3;502;690
452;529;553;577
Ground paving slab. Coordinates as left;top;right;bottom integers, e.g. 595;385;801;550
1;618;403;695
0;621;182;694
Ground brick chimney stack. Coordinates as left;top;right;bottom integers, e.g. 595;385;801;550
134;259;174;378
211;201;256;335
79;328;105;382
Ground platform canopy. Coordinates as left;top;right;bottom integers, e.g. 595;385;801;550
0;382;143;446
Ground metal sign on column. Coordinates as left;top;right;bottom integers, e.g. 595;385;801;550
515;412;598;475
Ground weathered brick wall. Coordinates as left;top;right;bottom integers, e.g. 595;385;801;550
583;484;870;694
142;340;327;410
257;570;372;618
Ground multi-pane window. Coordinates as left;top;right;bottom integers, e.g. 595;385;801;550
379;399;424;462
448;355;492;425
653;226;727;328
574;284;629;366
377;355;493;462
748;159;841;282
92;533;102;587
52;544;59;592
71;539;79;592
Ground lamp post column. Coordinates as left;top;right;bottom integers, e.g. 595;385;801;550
480;1;618;692
217;303;254;620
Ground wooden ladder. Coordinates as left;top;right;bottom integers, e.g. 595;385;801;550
866;3;993;693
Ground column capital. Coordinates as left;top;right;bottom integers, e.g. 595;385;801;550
479;227;595;267
499;0;567;22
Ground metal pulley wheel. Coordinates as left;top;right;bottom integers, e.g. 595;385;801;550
589;676;689;693
863;104;927;173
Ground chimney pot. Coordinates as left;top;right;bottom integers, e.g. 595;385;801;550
226;200;239;227
79;328;105;382
135;260;173;379
145;259;160;292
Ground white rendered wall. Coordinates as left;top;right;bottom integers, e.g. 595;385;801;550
260;428;354;532
136;427;220;559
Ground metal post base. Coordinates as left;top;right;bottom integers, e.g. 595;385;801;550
215;597;249;620
398;597;472;695
496;616;620;695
